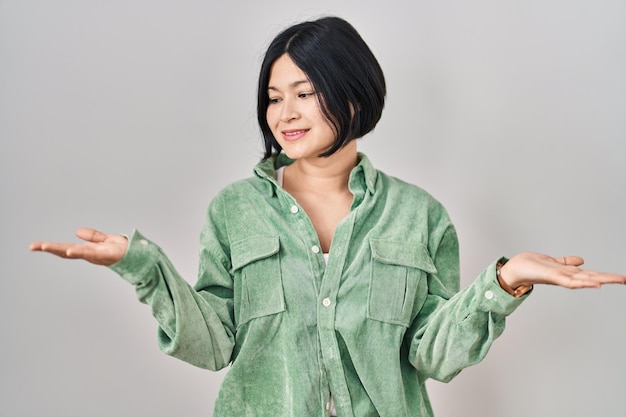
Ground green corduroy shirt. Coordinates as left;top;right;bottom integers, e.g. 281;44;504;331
110;152;527;417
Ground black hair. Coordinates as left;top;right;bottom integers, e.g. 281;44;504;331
257;16;386;159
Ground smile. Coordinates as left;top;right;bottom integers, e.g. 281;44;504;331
281;129;309;141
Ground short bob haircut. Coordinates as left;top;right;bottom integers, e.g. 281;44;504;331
257;16;386;159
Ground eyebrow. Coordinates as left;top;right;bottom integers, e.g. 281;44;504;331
267;79;311;91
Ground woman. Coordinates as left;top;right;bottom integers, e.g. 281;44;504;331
30;16;625;417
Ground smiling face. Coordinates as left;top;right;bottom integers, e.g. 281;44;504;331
265;54;337;161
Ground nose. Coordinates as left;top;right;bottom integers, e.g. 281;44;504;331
279;97;299;122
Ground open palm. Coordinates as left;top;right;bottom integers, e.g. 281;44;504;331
30;228;128;266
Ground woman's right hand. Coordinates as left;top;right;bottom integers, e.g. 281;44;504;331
30;228;128;266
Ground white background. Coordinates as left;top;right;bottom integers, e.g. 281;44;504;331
1;1;625;416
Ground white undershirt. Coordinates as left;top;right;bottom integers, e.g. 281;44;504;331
276;166;337;416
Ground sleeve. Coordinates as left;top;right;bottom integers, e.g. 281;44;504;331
406;223;530;383
108;195;235;371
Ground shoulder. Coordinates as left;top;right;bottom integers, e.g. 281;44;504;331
202;175;277;240
373;169;455;235
376;169;445;209
211;175;271;203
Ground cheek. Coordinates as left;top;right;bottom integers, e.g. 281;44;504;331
310;104;334;131
266;107;278;128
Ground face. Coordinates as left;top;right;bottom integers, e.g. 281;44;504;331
266;54;336;161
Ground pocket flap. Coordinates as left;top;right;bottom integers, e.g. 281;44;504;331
231;236;280;271
370;238;437;273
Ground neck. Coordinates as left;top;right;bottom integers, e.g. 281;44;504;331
284;141;358;194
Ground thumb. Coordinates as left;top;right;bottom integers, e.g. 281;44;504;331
557;255;585;267
75;228;110;243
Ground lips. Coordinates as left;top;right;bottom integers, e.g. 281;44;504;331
281;129;309;141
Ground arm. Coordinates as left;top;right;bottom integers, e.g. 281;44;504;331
406;225;517;382
29;199;237;371
109;227;235;371
406;225;626;383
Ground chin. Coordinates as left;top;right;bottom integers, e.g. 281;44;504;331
280;146;314;161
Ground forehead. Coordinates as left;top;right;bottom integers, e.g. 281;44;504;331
268;54;310;87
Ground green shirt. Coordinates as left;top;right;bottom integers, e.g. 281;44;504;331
110;153;527;417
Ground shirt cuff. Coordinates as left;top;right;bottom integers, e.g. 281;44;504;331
108;229;160;286
476;258;532;316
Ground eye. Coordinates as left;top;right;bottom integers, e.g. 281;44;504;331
298;92;315;99
268;97;282;104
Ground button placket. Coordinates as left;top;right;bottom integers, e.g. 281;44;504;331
317;208;356;417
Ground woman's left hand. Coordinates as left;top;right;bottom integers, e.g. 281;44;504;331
500;252;626;290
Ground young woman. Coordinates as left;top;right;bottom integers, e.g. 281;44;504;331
30;16;625;417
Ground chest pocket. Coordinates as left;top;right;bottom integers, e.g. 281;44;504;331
368;239;437;327
231;236;285;328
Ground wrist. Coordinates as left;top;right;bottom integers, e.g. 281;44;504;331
497;258;533;297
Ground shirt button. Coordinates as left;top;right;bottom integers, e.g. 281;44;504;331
290;205;299;214
139;239;149;246
484;290;494;300
322;297;331;307
311;245;320;254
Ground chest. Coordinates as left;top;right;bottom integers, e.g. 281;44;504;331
289;190;353;253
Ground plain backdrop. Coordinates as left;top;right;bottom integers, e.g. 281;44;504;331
2;1;625;416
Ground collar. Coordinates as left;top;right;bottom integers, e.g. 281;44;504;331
253;152;378;197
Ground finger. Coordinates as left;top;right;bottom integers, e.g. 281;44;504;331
582;271;626;285
556;256;584;267
75;228;109;243
65;244;121;265
65;245;95;260
551;269;626;288
36;242;76;258
547;271;602;289
29;242;44;251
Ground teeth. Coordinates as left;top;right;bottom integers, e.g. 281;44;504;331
285;130;305;136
